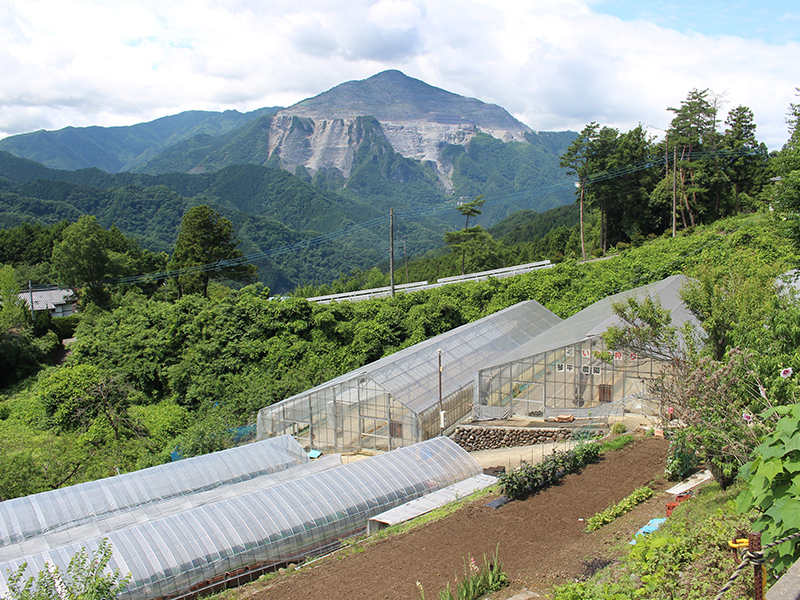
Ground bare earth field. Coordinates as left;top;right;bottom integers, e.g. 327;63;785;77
237;437;670;600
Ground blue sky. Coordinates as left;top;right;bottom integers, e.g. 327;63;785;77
593;0;800;44
1;0;799;149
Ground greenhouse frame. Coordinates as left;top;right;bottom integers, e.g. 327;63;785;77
257;299;563;452
0;438;482;600
475;275;699;420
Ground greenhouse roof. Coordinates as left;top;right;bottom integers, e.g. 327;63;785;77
0;438;481;600
487;275;698;367
0;436;309;555
278;299;562;415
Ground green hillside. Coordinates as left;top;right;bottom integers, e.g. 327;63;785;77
0;108;279;172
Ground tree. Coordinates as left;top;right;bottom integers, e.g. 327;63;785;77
167;205;257;298
666;89;725;224
722;105;768;212
447;195;488;275
560;123;600;259
52;216;114;306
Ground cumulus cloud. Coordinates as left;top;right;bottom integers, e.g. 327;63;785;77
0;0;798;149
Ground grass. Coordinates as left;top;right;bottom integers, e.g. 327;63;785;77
598;433;634;453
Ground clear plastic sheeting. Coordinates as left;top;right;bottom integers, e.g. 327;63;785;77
0;437;482;600
476;276;699;420
258;300;562;452
0;436;307;551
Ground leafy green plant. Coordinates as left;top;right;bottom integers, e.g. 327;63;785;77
737;403;800;575
584;486;653;532
553;484;755;600
5;538;130;600
499;442;601;500
598;434;633;453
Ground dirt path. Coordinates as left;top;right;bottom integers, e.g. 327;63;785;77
241;437;670;600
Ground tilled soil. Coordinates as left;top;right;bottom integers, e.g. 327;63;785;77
241;437;671;600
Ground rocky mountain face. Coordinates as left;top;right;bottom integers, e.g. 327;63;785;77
260;70;533;192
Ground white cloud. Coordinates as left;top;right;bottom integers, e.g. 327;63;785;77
0;0;798;150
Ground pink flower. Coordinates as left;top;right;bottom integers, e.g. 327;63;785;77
743;412;753;423
781;367;794;379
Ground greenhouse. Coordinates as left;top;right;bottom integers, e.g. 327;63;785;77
475;275;699;420
0;436;316;560
257;299;562;452
0;438;482;600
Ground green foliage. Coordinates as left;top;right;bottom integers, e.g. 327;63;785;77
737;403;800;575
553;484;755;600
167;205;256;298
498;442;601;500
5;538;130;600
609;422;627;435
664;429;699;481
584;487;653;532
598;434;634;453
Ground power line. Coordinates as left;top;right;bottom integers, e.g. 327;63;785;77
85;148;762;290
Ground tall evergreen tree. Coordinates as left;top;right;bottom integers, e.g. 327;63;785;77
168;205;256;298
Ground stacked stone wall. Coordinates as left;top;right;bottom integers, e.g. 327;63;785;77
450;425;572;452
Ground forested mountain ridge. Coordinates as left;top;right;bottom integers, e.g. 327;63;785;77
0;108;280;173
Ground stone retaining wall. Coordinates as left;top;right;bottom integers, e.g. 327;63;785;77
450;425;573;452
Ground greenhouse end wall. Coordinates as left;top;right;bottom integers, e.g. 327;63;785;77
257;374;421;453
477;337;663;419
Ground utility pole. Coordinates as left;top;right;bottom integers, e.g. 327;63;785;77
672;146;677;237
389;208;395;298
403;236;409;284
28;281;34;321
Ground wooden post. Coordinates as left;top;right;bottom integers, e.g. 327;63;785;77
749;532;764;600
389;208;395;298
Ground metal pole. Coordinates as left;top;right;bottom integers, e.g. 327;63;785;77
28;281;34;321
438;349;443;436
389;208;395;298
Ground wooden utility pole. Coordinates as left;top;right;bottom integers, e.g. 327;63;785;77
389;208;395;298
403;236;409;284
672;147;677;237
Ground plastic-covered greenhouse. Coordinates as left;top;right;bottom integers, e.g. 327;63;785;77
0;437;481;600
0;436;312;560
257;299;562;452
475;275;698;420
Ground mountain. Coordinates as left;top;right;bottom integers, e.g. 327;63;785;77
0;71;577;224
0;108;280;173
137;71;576;220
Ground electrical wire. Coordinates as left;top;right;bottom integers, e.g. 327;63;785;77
82;147;762;290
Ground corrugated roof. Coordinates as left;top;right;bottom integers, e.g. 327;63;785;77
487;275;699;367
276;299;563;415
17;288;76;311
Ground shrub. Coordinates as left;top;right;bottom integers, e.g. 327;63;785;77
610;421;627;435
5;538;130;600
